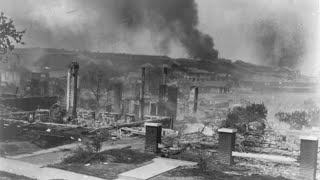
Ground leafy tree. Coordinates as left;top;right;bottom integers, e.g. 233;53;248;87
274;110;320;130
0;12;25;61
223;103;268;134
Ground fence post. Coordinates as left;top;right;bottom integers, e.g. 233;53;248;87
299;136;318;180
145;123;162;153
218;128;237;165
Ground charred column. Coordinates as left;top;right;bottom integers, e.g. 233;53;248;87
139;67;146;120
190;86;199;114
149;102;157;116
113;83;122;113
162;65;168;85
66;62;79;118
167;86;178;129
158;65;168;116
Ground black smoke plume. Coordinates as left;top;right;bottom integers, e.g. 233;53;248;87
111;0;219;60
9;0;218;60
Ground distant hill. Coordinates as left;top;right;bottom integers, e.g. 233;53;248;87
11;48;299;81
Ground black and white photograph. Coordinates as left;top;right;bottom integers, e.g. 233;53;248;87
0;0;319;179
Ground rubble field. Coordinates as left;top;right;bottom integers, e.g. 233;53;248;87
0;119;90;156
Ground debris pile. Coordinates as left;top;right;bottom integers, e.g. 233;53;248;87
243;130;300;157
76;111;117;128
49;104;66;123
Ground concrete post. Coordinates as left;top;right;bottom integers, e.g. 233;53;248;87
190;86;199;114
67;62;79;118
145;123;162;153
299;136;318;180
218;128;237;165
139;67;146;120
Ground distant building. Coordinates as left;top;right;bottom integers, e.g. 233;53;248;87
180;68;215;82
0;59;22;87
195;81;233;94
23;72;50;97
0;60;26;95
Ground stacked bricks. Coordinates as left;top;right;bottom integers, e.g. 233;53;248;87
299;136;318;180
217;128;237;165
145;123;162;153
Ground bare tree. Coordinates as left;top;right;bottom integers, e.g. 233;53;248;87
86;69;110;109
0;12;25;62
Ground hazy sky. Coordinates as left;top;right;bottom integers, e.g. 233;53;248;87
0;0;318;72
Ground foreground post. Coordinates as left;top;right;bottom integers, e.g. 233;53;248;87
145;123;162;153
218;128;237;165
299;136;318;180
66;62;79;118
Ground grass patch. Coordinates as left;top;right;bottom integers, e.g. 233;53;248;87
62;147;156;164
50;162;147;180
0;171;37;180
51;147;156;179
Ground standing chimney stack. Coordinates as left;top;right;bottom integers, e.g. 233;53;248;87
66;62;79;118
139;67;146;120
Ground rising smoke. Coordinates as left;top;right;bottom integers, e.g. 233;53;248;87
198;0;316;69
0;0;317;69
106;0;219;60
0;0;218;60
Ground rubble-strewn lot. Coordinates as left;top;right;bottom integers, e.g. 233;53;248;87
1;90;320;180
0;119;87;156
